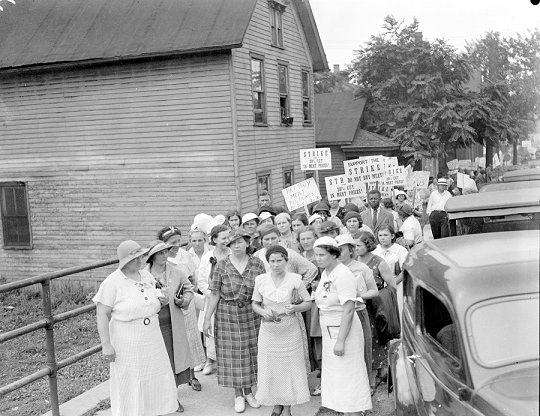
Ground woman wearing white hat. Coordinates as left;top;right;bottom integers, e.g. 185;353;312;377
242;212;262;252
93;240;183;415
312;236;372;415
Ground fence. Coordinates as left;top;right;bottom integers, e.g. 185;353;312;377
0;258;118;416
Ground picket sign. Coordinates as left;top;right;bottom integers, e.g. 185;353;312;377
325;174;348;201
299;148;332;171
404;171;431;190
447;159;459;170
458;160;472;170
475;157;486;168
282;178;321;212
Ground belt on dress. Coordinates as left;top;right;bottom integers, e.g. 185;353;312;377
222;299;252;308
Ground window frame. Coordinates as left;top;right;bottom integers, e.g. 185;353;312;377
283;167;294;189
250;54;267;126
268;1;285;48
0;182;33;249
301;69;313;125
257;171;272;198
277;62;290;125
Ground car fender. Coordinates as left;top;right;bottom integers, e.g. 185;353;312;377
388;339;417;416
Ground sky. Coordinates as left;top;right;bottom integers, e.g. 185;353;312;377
309;0;540;70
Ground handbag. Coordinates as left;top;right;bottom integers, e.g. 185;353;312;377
290;287;303;305
374;285;401;344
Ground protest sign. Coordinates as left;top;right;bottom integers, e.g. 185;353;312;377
447;159;459;170
475;157;486;168
282;178;321;212
344;155;386;183
325;174;348;201
458;160;472;170
300;148;332;171
384;165;407;187
404;171;430;190
457;172;466;189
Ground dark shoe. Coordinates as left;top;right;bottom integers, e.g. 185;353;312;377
271;405;283;416
176;401;184;413
189;377;202;391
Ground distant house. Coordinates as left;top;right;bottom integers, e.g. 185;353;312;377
314;91;398;197
0;0;327;281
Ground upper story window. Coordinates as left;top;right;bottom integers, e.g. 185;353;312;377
269;0;285;48
278;63;290;124
1;182;32;249
301;70;312;123
251;56;267;125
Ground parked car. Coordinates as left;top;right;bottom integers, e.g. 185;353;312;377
446;188;540;236
502;168;540;183
389;230;539;416
479;180;540;193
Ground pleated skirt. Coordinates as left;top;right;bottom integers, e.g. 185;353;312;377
109;315;178;416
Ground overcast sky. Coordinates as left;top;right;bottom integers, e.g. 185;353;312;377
309;0;540;69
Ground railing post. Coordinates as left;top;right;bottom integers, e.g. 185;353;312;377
42;279;60;416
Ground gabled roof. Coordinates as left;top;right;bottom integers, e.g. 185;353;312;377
0;0;327;71
315;91;366;145
342;128;399;151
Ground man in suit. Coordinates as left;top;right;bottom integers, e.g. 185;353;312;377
360;189;393;242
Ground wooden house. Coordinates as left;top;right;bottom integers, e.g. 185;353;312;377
314;91;399;197
0;0;327;281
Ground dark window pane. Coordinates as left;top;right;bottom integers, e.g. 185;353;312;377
278;65;288;94
15;187;27;215
3;188;16;216
253;92;262;110
1;184;31;247
302;72;309;96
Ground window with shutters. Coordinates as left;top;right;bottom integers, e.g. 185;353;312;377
251;56;267;125
1;183;32;248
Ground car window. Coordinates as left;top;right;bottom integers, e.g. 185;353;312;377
454;213;540;236
420;288;461;362
467;294;539;368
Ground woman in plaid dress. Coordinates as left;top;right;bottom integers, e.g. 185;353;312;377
203;228;266;413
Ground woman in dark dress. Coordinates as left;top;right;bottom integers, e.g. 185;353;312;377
203;228;266;413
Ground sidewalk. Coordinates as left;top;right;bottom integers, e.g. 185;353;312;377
93;370;322;416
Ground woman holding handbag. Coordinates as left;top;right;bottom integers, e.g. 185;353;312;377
252;245;313;416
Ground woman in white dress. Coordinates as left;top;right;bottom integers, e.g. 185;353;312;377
313;237;372;416
93;240;182;415
252;245;312;416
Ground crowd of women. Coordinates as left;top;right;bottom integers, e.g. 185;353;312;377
94;194;416;416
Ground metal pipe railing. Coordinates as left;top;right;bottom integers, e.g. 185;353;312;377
0;257;119;416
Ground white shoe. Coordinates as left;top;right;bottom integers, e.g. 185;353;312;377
244;393;260;408
202;362;215;375
234;396;245;413
194;363;205;372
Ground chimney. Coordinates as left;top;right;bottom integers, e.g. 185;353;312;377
333;64;340;73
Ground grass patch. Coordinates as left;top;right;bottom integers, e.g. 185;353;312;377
0;278;109;416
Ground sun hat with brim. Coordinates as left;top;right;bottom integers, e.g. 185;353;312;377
320;220;339;233
308;213;324;224
343;211;362;224
397;203;413;217
394;190;407;198
146;240;171;263
242;213;259;224
227;228;251;247
274;212;291;223
334;234;358;247
117;240;150;269
438;178;448;186
313;236;338;249
259;211;273;221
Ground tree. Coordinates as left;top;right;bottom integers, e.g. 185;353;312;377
348;16;523;162
466;30;540;164
314;70;354;94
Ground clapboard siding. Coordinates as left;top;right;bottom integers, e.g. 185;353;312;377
0;54;238;281
232;0;317;213
317;145;348;199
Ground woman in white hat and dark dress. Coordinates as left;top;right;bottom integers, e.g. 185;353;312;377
93;240;183;415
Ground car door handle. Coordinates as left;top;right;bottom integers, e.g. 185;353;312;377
406;354;421;364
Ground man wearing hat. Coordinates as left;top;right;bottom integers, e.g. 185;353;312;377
426;177;452;239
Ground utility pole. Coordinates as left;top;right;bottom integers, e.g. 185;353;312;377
486;38;498;169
